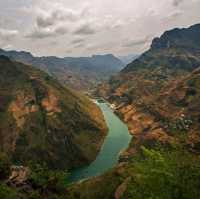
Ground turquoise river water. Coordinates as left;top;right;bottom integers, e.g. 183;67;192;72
69;102;131;182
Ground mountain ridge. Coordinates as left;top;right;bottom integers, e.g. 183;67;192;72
71;23;200;198
0;49;124;90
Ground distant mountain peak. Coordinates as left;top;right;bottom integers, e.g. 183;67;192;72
0;49;124;90
151;23;200;50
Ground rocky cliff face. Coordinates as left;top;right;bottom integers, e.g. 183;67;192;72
0;56;107;169
151;24;200;50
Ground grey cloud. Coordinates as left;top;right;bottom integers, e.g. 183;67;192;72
25;25;68;39
54;26;68;35
123;36;152;48
172;0;184;6
0;28;18;40
74;24;97;35
86;41;116;51
36;15;54;28
36;9;79;29
26;4;93;40
49;40;58;46
25;29;54;39
111;20;125;29
66;49;73;54
2;44;14;50
164;10;183;21
74;43;86;48
71;38;85;44
0;0;199;57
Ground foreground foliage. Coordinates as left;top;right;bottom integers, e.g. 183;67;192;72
0;158;68;199
122;146;200;199
67;145;200;199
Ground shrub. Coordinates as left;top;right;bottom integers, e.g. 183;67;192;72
29;163;68;192
0;153;11;180
123;146;200;199
0;184;17;199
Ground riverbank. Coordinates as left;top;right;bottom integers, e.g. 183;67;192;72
69;102;132;183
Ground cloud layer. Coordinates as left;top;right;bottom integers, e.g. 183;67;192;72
0;29;18;40
0;0;199;56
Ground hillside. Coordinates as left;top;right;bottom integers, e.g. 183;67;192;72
68;24;200;198
0;55;107;170
97;23;200;155
98;24;200;102
67;68;200;199
0;49;124;90
2;67;199;199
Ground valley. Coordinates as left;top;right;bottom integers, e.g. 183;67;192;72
0;56;108;170
67;23;200;198
0;50;124;91
0;3;200;197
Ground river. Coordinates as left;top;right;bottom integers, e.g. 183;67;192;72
69;102;131;182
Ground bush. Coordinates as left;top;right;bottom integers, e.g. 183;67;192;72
29;163;68;192
0;184;17;199
123;146;200;199
0;153;11;180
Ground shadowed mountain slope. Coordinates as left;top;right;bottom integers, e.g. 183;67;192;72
0;49;124;90
0;55;107;170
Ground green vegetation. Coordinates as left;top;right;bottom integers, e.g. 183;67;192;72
29;163;68;192
0;184;17;199
76;23;200;199
122;146;200;199
67;169;122;199
0;153;11;180
0;160;69;199
1;24;200;199
66;145;200;199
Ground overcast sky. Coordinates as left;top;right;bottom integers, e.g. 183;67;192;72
0;0;199;57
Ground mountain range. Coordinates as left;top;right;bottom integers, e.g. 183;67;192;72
68;23;200;198
0;49;124;90
0;23;200;199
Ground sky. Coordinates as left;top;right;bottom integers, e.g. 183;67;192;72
0;0;199;57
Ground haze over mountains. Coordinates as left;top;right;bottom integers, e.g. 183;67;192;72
118;54;139;65
0;49;124;90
